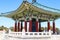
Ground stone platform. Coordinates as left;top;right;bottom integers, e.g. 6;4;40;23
0;30;60;40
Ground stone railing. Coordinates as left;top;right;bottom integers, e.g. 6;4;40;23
2;30;60;40
7;31;51;38
3;31;52;40
0;30;5;40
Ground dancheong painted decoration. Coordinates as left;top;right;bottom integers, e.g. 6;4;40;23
0;0;60;40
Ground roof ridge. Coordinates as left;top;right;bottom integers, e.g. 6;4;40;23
34;2;60;11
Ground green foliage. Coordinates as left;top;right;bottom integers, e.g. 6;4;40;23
9;27;14;31
0;26;60;32
0;26;8;31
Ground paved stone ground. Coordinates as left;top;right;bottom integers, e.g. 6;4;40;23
3;35;60;40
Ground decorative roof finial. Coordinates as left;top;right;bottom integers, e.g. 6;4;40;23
32;0;36;3
23;0;27;2
23;0;27;3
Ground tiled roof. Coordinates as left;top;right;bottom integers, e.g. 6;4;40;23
33;2;60;13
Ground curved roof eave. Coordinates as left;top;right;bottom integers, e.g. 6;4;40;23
32;2;60;14
0;1;60;18
0;1;25;18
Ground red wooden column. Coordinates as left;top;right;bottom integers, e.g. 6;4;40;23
36;19;39;32
47;20;50;31
14;20;17;32
53;20;55;33
25;20;27;32
21;21;23;32
39;21;41;32
18;21;20;32
29;18;32;32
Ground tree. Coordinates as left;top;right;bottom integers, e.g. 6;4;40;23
0;26;8;31
9;27;14;31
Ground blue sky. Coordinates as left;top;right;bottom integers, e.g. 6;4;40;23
0;0;60;28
